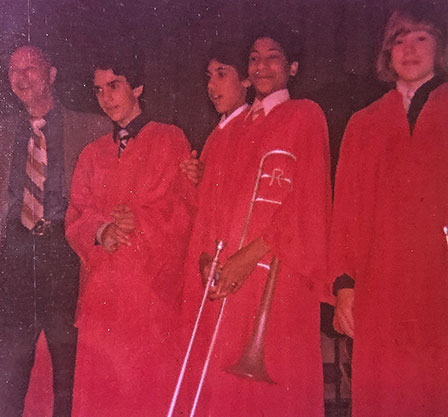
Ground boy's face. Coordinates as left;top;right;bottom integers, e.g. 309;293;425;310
207;59;249;116
8;46;56;108
248;37;298;100
93;68;143;127
391;29;437;88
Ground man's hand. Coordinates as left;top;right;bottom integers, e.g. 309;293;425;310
209;237;269;300
335;288;355;338
180;150;204;186
110;204;135;234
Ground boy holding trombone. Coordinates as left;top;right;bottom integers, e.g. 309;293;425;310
175;27;331;417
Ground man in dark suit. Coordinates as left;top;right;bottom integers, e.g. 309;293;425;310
0;44;110;417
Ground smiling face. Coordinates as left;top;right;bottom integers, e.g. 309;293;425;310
8;46;56;109
391;29;437;89
206;59;249;116
93;68;143;127
248;37;298;100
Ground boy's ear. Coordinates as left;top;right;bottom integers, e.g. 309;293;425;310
242;78;251;88
289;61;299;77
49;66;57;85
133;85;144;98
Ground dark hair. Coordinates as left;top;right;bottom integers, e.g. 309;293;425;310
248;24;302;64
377;1;448;81
91;49;144;89
206;41;248;80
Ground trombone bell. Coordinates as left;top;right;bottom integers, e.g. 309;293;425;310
225;257;281;384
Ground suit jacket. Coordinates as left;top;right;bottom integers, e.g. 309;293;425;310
0;105;111;245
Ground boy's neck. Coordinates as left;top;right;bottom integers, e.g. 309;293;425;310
254;89;290;116
117;107;142;128
224;98;247;118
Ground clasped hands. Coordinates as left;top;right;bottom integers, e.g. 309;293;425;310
100;204;136;253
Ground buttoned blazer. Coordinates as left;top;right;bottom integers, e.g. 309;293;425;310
0;106;111;244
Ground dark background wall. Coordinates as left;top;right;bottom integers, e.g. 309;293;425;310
1;0;447;163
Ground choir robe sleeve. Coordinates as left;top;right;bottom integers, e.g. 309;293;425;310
129;129;197;275
66;126;197;277
329;118;360;283
199;128;214;165
262;102;332;294
329;111;377;285
65;143;108;264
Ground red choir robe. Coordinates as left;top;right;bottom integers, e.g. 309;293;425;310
176;99;331;417
66;122;196;417
330;83;448;417
23;334;53;417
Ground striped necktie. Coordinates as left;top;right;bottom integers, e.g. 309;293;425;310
21;117;47;230
246;100;264;122
117;128;130;157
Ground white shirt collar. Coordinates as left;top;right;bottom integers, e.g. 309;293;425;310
252;89;290;117
396;80;416;113
218;103;249;129
396;74;434;113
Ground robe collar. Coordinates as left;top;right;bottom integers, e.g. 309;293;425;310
251;89;290;118
218;103;249;129
113;112;149;143
401;76;446;132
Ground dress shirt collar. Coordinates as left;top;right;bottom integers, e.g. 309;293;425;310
218;103;249;129
19;99;61;132
113;112;149;142
252;88;290;117
396;80;417;112
396;74;435;113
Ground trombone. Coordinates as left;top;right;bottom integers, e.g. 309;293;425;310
166;240;225;417
167;149;296;417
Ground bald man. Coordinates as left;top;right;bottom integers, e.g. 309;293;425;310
0;44;110;417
